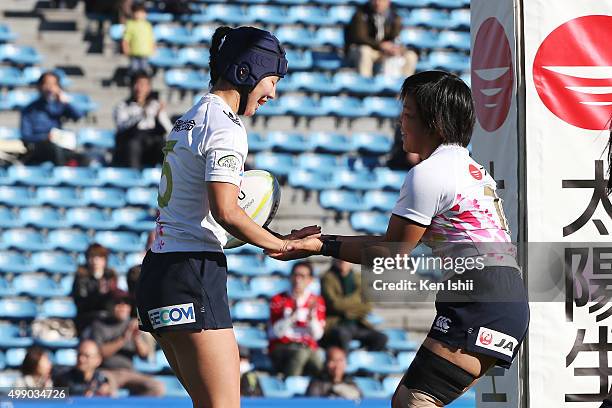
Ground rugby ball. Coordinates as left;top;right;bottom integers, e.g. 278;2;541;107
224;169;281;249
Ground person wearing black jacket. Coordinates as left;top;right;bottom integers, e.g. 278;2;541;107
345;0;418;78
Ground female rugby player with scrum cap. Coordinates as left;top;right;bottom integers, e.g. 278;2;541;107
135;26;318;408
270;71;530;407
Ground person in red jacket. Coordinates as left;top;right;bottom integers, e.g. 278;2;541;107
268;262;326;376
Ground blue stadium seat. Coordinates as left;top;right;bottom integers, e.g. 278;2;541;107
22;67;71;88
350;211;389;234
333;72;379;95
375;168;406;190
65;207;114;230
38;298;76;319
251;276;291;298
98;168;143;188
2;229;48;252
112;208;156;232
146;11;173;23
393;0;429;7
6;348;27;367
329;5;355;24
36;186;83;208
319;190;366;212
0;186;36;207
3;89;37;110
95;231;143;253
178;47;210;69
165;69;208;91
449;8;470;30
382;376;402;397
256;98;287;116
0;277;13;296
353;377;388;398
284;50;313;71
276;27;319;48
428;51;470;72
268;131;310;153
141;168;161;186
0;66;26;88
77;128;115;149
349;351;402;374
227;277;254;301
0;371;18;387
47;229;90;252
82;187;126;208
54;348;78;366
191;25;216;44
109;24;124;41
0;207;22;228
150;47;181;69
254;152;295;176
249;5;291;26
204;4;251;25
226;254;266;277
0;127;19;140
0;44;42;65
297;153;343;171
9;165;57;187
404;9;451;29
133;354;162;374
13;274;63;297
334;170;381;190
127;187;158;207
0;298;38;320
154;25;197;46
289;6;335;26
383;329;419;351
263;257;298;276
234;326;268;349
436;30;471;51
0;323;33;348
308;132;352;153
397;350;417;370
364;191;398;212
288;169;336;191
31;251;76;275
291;72;339;95
67;93;98;114
53;166;100;187
247;133;270;152
0;24;17;43
259;376;293;398
400;28;439;50
429;0;465;8
285;376;310;397
124;252;144;270
273;0;309;5
316;27;344;48
231;300;270;321
156;375;189;397
19;207;66;229
321;96;368;118
0;251;31;274
351;132;392;155
285;96;327;118
312;51;344;71
364;97;401;119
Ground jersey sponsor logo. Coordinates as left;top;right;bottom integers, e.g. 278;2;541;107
469;164;483;180
148;303;195;329
217;154;241;172
172;119;195;132
433;315;452;333
533;15;612;130
475;327;517;357
223;110;241;127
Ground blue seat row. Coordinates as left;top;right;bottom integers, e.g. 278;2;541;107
0;297;76;320
150;47;210;69
319;190;399;212
251;96;401;119
0;44;41;65
0;229;147;253
275;72;402;95
0;67;71;89
0;166;160;188
248;132;391;155
0;251;143;275
228;276;292;301
0;24;17;43
0;90;97;113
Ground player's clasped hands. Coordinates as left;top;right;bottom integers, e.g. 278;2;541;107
268;225;325;261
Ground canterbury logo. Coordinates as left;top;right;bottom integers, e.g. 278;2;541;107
434;316;452;333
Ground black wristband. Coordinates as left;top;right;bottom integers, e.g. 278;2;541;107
322;234;338;241
320;240;342;258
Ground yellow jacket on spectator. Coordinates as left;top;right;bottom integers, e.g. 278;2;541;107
123;19;154;57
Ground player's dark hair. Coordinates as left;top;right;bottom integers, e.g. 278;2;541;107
209;26;233;87
291;261;314;278
400;70;475;147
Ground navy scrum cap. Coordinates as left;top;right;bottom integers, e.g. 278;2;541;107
216;27;288;91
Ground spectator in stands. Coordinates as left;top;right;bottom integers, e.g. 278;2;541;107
269;262;326;377
113;70;172;168
72;243;118;335
82;290;164;396
306;346;361;399
345;0;418;78
15;346;54;389
239;346;262;397
54;340;114;396
321;260;388;351
20;71;86;165
122;3;155;76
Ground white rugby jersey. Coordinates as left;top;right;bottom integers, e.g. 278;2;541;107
392;144;516;264
152;93;247;253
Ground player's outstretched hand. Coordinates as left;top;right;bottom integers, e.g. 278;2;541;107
267;236;323;261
